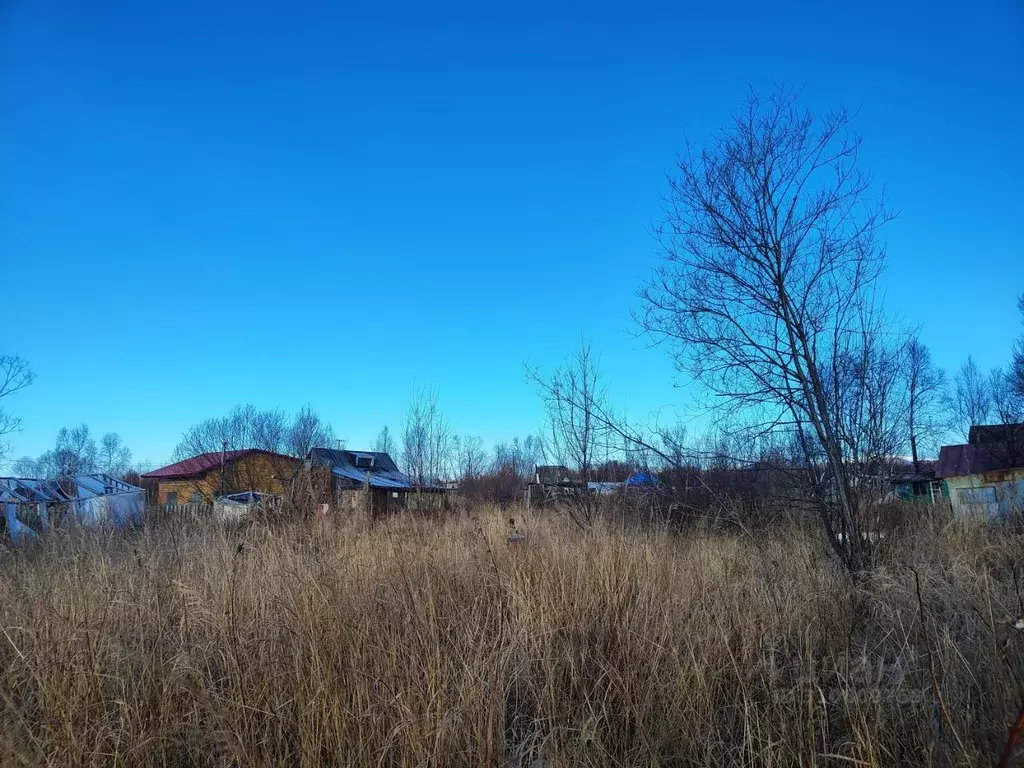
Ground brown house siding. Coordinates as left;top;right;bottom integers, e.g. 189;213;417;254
153;453;301;504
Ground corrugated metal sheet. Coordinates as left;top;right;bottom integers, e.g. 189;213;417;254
332;466;412;489
310;447;444;490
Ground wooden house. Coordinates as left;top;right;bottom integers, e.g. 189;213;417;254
142;449;302;505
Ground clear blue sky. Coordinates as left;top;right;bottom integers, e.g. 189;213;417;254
2;0;1022;469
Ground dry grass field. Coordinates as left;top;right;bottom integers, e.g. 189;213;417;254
0;506;1022;767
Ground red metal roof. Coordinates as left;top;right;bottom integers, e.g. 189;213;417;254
141;449;297;479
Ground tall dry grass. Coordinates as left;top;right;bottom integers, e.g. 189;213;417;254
0;506;1022;766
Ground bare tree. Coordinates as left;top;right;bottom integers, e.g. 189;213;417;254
829;324;909;483
286;405;335;458
98;433;133;477
0;355;35;465
34;425;99;480
952;357;991;439
637;87;894;572
11;455;42;477
454;435;487;480
374;425;398;457
903;337;947;471
528;338;610;526
535;338;606;483
401;387;452;485
175;405;332;459
492;434;547;479
989;367;1024;425
1014;294;1024;398
174;405;332;497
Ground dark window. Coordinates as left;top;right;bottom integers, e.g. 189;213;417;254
166;492;178;505
355;455;375;469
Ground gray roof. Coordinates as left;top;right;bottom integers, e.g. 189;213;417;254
0;473;142;504
308;448;416;489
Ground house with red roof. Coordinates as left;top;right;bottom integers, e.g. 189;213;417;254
141;449;302;505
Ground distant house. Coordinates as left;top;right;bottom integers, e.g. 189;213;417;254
142;449;302;505
535;465;575;485
889;462;945;504
936;424;1024;518
528;464;582;506
307;448;439;516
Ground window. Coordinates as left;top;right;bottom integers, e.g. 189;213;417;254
166;492;178;505
190;492;203;503
354;454;375;469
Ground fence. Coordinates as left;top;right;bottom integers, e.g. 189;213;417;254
148;503;214;522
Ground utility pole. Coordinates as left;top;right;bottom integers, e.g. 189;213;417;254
220;439;228;497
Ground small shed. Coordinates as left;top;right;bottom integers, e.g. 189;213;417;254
307;448;440;516
936;441;1024;518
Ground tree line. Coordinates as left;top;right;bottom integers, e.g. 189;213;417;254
2;86;1023;573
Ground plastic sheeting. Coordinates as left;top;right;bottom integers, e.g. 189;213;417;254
73;492;145;527
5;502;38;543
2;474;145;544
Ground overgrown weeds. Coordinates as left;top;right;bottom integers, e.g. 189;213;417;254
0;506;1021;766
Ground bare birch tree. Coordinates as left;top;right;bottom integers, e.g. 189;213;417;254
637;87;894;572
401;387;452;485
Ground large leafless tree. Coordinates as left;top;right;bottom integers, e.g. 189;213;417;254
637;87;894;572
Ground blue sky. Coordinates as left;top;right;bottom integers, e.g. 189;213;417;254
2;0;1022;470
